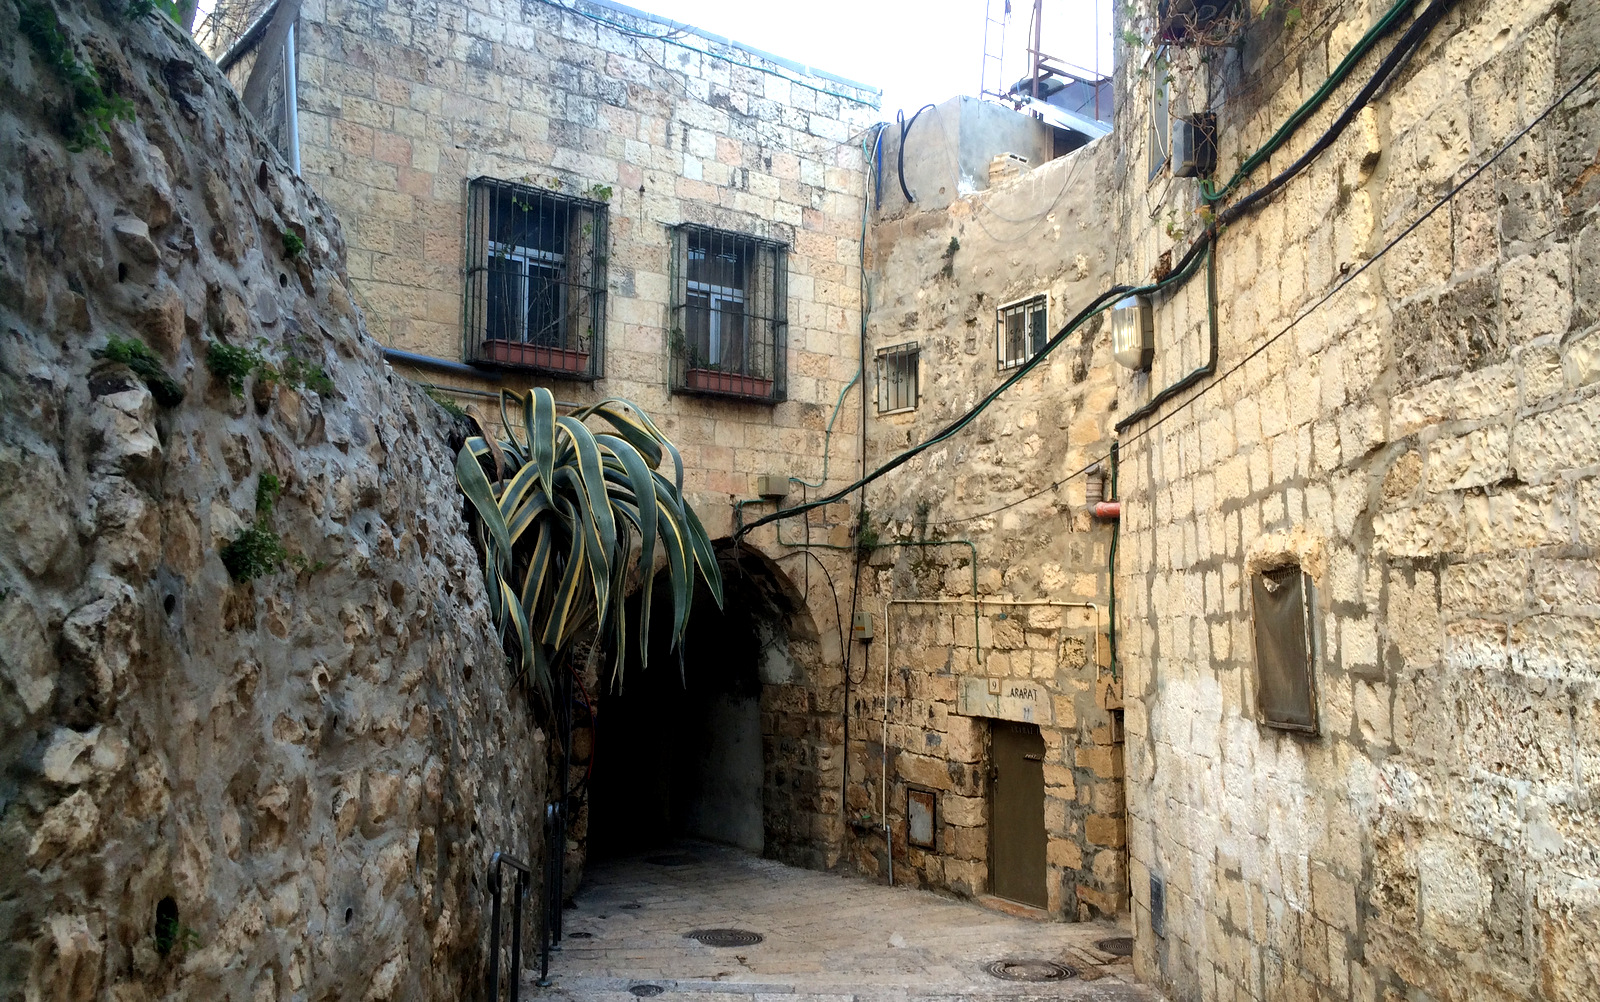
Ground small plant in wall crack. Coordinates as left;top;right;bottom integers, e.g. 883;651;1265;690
94;334;185;407
281;228;305;259
206;338;333;398
220;474;289;583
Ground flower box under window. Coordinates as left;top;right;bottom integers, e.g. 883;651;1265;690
669;225;787;403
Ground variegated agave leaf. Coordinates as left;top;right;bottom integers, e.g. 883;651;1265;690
454;387;723;697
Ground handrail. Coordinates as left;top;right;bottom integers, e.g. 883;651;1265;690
488;851;532;1002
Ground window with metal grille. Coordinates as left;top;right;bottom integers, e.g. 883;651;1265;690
997;294;1049;370
876;342;919;413
465;177;607;380
669;225;787;403
1250;564;1319;733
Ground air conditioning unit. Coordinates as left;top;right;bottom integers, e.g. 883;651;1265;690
1111;296;1154;370
1172;113;1217;178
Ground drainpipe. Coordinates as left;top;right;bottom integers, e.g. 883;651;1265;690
285;22;300;174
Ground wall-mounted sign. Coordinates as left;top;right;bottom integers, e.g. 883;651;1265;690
958;676;1049;724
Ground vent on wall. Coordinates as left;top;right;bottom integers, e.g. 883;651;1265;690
1251;565;1319;733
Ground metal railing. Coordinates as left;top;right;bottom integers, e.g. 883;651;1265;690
487;851;531;1002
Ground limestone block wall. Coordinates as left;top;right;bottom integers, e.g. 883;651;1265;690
1;6;543;1000
831;142;1128;917
1111;0;1600;998
275;0;880;541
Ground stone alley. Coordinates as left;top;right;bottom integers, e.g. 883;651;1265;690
530;843;1153;1001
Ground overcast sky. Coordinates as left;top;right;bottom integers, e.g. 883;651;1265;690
626;0;1116;118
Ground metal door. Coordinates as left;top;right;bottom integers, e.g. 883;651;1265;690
990;722;1047;907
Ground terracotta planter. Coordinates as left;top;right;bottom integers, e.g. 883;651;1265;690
684;367;773;399
480;339;590;373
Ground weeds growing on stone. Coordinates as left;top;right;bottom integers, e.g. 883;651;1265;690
206;338;334;398
282;229;305;259
425;388;468;419
221;474;289;582
17;0;135;152
95;335;185;406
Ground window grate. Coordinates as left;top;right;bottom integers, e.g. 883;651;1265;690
464;177;608;380
997;294;1048;370
877;341;919;413
668;224;787;403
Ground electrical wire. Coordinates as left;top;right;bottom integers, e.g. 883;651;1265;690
741;55;1598;536
934;58;1600;525
773;548;846;670
896;104;937;204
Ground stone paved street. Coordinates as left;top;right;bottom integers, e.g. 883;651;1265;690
527;843;1162;1002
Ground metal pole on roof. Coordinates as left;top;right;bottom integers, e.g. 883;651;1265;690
1030;0;1043;104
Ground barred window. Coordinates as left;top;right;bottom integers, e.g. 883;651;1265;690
669;225;787;403
877;342;919;413
465;177;607;379
997;294;1048;369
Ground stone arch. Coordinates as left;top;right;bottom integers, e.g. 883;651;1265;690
586;539;843;867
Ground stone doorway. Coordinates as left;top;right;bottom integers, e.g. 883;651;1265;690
587;545;835;864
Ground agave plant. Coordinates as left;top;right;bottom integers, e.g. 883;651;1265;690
454;388;723;700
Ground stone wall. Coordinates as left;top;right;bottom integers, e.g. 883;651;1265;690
1111;0;1600;998
829;140;1129;917
273;0;879;536
0;5;543;1000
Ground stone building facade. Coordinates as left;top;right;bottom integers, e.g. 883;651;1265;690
830;138;1131;918
1107;0;1600;999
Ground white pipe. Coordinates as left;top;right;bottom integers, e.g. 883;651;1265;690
883;595;891;886
285;23;301;174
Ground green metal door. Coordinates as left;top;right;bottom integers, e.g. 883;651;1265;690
990;721;1047;907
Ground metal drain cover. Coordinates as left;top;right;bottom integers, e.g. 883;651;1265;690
984;959;1077;982
1096;936;1134;957
685;928;764;947
629;986;664;997
647;855;694;867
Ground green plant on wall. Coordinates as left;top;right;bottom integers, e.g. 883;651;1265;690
16;0;135;151
220;474;289;582
454;388;723;701
206;338;333;398
94;335;185;407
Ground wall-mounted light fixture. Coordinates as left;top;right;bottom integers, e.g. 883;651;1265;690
1111;295;1154;370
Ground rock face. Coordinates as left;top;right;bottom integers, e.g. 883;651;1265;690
0;5;543;1000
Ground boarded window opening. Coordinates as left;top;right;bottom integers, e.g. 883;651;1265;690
1250;564;1318;733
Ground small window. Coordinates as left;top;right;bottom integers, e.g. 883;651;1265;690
669;225;787;403
1250;565;1319;733
876;341;919;413
465;177;607;379
1148;49;1170;182
997;294;1048;370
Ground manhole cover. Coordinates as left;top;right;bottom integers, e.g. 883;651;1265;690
629;986;665;997
685;928;764;947
984;959;1077;982
647;855;693;867
1096;936;1134;957
567;932;593;939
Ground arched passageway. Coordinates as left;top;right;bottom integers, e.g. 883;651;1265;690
587;544;832;862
